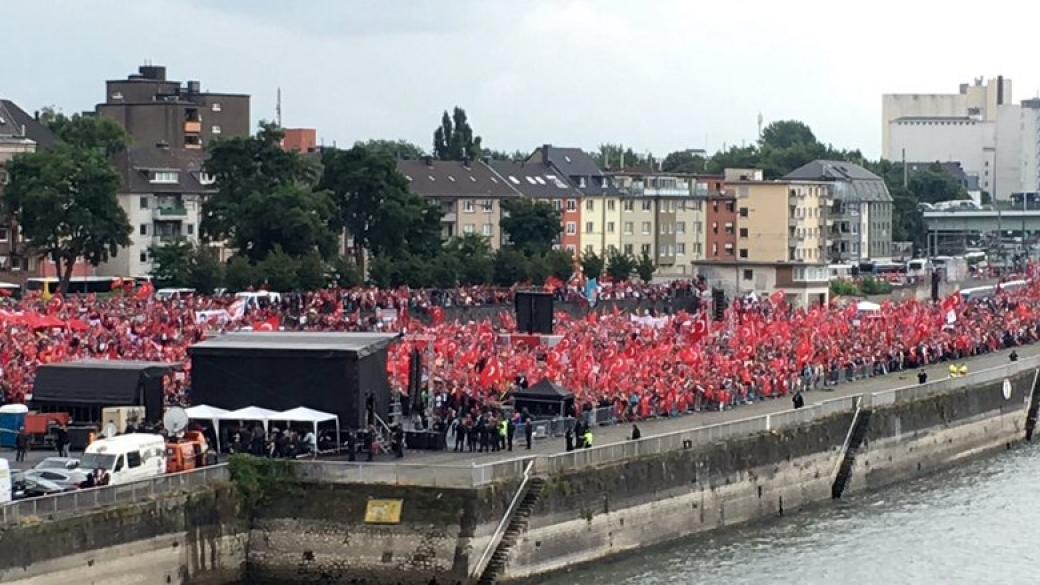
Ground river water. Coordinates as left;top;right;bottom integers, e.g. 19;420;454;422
530;443;1040;585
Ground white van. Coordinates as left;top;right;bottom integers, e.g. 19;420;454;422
235;291;282;309
0;458;10;504
82;434;167;485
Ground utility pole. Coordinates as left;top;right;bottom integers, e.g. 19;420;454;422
901;148;908;187
276;87;282;127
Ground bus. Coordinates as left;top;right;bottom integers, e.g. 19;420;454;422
25;276;122;296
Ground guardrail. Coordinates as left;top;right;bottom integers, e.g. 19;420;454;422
0;464;229;527
292;457;533;488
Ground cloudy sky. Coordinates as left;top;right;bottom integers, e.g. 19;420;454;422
4;0;1036;159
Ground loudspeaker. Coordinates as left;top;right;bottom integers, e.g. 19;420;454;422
712;288;726;322
931;270;941;302
515;291;554;334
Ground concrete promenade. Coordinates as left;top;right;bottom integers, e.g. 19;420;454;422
402;342;1040;466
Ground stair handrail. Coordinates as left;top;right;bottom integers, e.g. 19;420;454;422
473;459;535;580
831;395;863;483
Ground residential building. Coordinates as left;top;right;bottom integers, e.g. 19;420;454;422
281;128;318;154
728;180;830;264
98;147;212;277
488;160;580;254
695;261;830;309
0;99;81;282
882;77;1024;200
784;160;893;262
705;188;738;261
94;65;250;276
527;145;619;257
397;158;517;249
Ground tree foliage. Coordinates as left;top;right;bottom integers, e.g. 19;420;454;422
605;251;635;282
598;143;652;170
234;184;338;262
500;199;561;256
225;256;258;291
354;139;425;160
445;234;493;285
661;150;706;173
581;251;604;280
635;252;656;282
320;145;443;265
4;145;131;292
40;109;130;156
544;249;575;282
492;248;528;286
433;107;482;161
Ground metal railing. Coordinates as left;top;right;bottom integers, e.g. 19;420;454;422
291;457;534;488
472;460;535;580
0;464;229;527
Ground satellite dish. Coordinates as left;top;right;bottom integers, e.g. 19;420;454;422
102;422;118;439
163;406;190;435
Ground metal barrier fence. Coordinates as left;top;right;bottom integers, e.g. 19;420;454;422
0;464;229;527
292;457;534;488
865;355;1040;408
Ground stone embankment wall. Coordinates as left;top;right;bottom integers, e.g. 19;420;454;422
0;483;247;585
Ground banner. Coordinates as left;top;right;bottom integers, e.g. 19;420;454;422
377;308;399;324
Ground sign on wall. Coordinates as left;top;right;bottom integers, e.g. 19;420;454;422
365;499;403;524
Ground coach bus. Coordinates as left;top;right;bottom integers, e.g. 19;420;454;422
25;276;122;295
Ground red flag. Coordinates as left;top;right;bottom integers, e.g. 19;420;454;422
431;306;445;326
135;281;155;300
256;315;281;331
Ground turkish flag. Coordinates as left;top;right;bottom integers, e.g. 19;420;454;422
256;315;281;331
480;358;503;389
941;292;961;314
431;306;445;326
689;312;711;344
135;282;155;301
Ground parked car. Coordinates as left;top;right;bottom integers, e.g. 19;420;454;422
22;468;89;490
34;457;82;472
12;472;67;499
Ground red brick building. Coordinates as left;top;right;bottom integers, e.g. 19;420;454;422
281;128;317;153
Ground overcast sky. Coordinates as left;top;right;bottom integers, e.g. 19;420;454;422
4;0;1037;159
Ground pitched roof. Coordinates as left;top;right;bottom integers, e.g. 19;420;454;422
527;145;621;196
397;159;518;198
488;160;577;198
513;379;573;400
112;146;211;193
0;99;58;149
783;160;892;202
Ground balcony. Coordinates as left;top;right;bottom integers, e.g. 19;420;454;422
788;216;798;227
153;206;188;220
184;121;202;133
442;212;457;223
152;234;184;246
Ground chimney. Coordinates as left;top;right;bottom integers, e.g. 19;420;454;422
541;144;551;165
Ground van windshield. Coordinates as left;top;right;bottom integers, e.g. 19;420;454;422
81;453;117;471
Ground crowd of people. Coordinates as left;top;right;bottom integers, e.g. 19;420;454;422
0;277;1038;446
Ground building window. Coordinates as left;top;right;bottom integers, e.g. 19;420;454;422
140;224;148;236
483;200;493;213
483;223;493;236
566;199;577;211
739;207;748;217
151;171;178;184
566;222;577;235
642;200;652;211
676;243;686;256
0;170;8;185
552;200;562;211
607;200;616;211
624;222;633;235
579;177;587;188
463;200;475;213
641;221;651;235
0;228;8;243
641;243;652;255
743;269;753;281
676;221;686;234
739;227;749;238
585;245;594;256
464;224;475;234
607;221;615;233
187;224;194;235
660;223;667;235
212;125;222;135
739;248;748;259
623;200;634;212
724;222;735;234
624;243;633;255
565;244;576;253
139;196;149;209
585;222;594;234
586;199;594;211
140;251;148;263
211;103;222;112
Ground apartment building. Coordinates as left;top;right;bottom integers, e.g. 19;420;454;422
784;160;893;262
397;158;517;249
527;145;617;256
488;160;580;253
730;180;830;264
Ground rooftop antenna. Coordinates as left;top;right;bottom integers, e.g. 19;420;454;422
276;87;282;127
757;112;764;139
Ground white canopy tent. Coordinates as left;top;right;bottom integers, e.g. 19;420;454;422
273;407;340;452
221;406;282;432
856;300;881;313
185;405;229;452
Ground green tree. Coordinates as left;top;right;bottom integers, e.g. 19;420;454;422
526;254;549;286
296;252;328;291
202;122;321;246
483;148;526;162
150;240;193;287
500;199;562;256
445;233;493;285
234;184;338;262
331;256;363;288
39;109;129;156
225;256;258;291
258;247;300;291
760;120;817;150
597;143;651;170
320;145;443;265
908;162;968;203
367;256;398;288
705;145;761;175
605;251;635;282
433;107;482;161
4;145;131;293
581;251;604;280
353;139;425;160
492;248;528;286
661;150;706;173
544;249;575;282
428;254;460;289
635;252;656;282
187;246;224;294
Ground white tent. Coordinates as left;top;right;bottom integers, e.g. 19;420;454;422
274;406;340;451
856;300;881;313
221;406;281;432
185;405;229;452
